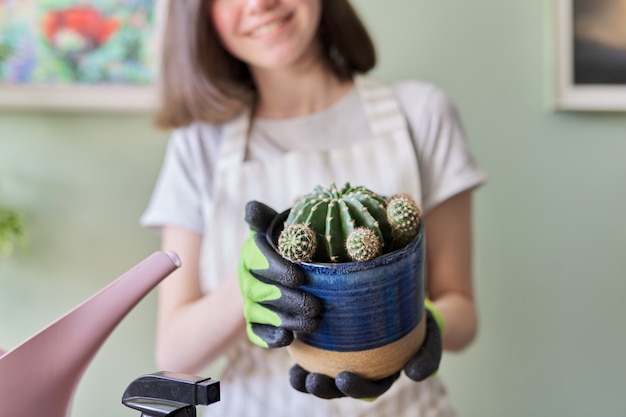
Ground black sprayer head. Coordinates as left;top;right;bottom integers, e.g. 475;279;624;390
122;371;220;417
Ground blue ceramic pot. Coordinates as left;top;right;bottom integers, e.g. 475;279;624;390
268;210;426;379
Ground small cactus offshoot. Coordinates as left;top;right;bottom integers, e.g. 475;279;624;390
278;223;317;262
346;227;381;262
387;193;422;249
278;183;422;263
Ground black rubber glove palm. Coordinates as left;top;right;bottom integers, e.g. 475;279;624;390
238;201;322;348
289;306;443;399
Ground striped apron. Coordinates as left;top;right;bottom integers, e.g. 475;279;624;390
201;76;457;417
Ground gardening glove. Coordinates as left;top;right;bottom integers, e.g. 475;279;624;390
289;300;443;399
238;201;322;349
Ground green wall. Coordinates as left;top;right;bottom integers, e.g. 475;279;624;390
2;1;626;416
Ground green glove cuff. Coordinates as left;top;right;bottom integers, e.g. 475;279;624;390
424;299;445;334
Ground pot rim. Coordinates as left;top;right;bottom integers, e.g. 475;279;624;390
267;209;424;270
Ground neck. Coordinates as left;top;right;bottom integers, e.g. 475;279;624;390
250;55;354;119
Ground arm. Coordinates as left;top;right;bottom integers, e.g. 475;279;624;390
424;188;478;352
155;226;246;374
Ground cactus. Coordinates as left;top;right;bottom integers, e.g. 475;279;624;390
281;183;391;262
386;193;422;249
278;183;421;263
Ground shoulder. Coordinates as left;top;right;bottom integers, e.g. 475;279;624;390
167;121;223;157
163;121;225;174
169;121;223;148
391;79;460;121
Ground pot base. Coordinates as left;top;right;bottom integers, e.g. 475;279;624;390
287;314;426;380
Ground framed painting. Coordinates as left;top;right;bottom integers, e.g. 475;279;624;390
0;0;166;112
555;0;626;110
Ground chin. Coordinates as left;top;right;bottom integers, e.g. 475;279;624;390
258;50;321;72
251;55;303;71
247;38;319;72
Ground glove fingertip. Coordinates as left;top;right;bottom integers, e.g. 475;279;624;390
255;238;306;287
301;293;322;317
280;315;320;334
245;201;278;232
283;263;306;287
404;312;443;381
305;373;345;399
404;356;439;381
301;317;321;333
271;251;306;287
251;324;294;348
334;371;359;394
289;364;309;393
268;331;294;348
336;371;399;399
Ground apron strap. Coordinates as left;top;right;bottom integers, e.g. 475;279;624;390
216;107;251;172
355;75;408;138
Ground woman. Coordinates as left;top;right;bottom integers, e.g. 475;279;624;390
141;0;486;415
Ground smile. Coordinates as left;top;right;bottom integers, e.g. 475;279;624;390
249;14;292;37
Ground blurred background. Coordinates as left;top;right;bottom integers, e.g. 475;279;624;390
1;0;626;416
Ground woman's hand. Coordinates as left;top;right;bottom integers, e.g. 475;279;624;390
238;201;322;348
288;301;443;400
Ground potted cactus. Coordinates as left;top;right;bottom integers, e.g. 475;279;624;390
267;183;426;380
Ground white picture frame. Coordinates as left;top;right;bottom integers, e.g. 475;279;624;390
555;0;626;111
0;0;167;112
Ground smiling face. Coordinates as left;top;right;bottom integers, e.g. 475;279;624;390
210;0;323;71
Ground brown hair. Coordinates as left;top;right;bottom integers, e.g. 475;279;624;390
155;0;376;129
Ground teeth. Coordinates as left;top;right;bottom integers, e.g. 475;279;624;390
250;17;287;36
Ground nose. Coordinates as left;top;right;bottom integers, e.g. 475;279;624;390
247;0;279;13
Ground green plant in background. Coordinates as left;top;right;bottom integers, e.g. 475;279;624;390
0;206;25;255
0;41;13;79
0;42;12;62
0;182;25;255
278;183;421;263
